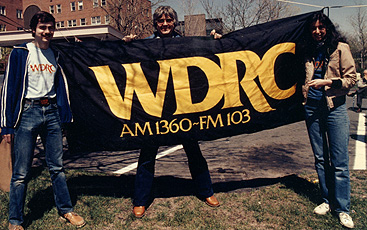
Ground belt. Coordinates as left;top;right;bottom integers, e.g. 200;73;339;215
25;97;57;106
305;97;321;107
331;95;346;108
306;96;345;109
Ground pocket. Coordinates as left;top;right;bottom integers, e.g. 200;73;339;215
22;103;31;112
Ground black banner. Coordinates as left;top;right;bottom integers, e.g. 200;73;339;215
53;11;315;152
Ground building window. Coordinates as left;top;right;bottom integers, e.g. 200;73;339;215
56;21;65;28
91;16;101;25
93;0;98;8
70;2;76;11
0;6;6;16
0;24;6;31
50;5;54;14
56;4;61;13
78;1;83;10
16;9;22;19
101;0;106;6
80;18;86;26
67;19;77;27
105;15;110;24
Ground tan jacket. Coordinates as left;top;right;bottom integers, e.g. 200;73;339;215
302;42;356;109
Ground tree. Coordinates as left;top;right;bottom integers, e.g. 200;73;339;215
200;0;297;33
0;47;11;73
180;0;200;16
349;7;367;70
97;0;165;39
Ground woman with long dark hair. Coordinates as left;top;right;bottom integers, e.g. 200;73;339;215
302;12;356;228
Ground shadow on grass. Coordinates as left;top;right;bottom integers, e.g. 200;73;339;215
23;169;321;227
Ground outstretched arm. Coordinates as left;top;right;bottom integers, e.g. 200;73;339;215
122;34;137;42
210;29;222;39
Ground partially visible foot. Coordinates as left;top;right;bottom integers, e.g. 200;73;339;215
133;206;145;218
205;195;220;207
313;202;330;215
357;108;362;113
339;212;355;229
8;223;24;230
61;212;86;228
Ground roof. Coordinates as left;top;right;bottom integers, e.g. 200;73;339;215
0;24;124;47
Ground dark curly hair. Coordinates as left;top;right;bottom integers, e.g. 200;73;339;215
30;11;55;37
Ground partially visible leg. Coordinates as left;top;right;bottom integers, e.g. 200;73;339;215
183;141;214;199
133;146;159;207
41;105;73;215
356;92;363;111
42;104;85;227
305;104;332;206
327;104;351;214
9;104;39;226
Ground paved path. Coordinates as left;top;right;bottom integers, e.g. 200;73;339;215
30;96;366;189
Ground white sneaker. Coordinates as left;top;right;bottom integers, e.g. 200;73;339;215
313;202;330;215
339;212;354;229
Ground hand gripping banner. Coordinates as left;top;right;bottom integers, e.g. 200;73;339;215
53;11;316;152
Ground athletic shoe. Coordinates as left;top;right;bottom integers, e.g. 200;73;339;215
339;212;354;229
313;202;330;215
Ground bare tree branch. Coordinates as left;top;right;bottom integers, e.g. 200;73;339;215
199;0;296;33
180;0;199;16
96;0;165;38
349;7;367;69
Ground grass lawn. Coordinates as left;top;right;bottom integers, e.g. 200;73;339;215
1;169;366;229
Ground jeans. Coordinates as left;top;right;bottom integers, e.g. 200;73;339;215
134;141;214;206
9;102;73;225
305;97;351;214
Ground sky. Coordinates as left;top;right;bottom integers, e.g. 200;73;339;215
154;0;367;34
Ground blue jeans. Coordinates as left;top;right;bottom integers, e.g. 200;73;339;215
134;141;214;206
305;97;351;214
9;102;73;225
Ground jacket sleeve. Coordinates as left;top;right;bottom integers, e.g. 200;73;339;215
54;53;73;124
334;43;356;89
1;49;23;135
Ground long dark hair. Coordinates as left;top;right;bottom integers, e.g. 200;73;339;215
304;11;346;55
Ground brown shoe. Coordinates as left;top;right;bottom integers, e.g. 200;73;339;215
8;223;24;230
205;195;220;207
133;206;145;218
61;212;86;228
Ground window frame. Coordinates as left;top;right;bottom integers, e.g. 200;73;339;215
0;6;6;16
78;1;83;10
91;16;101;25
56;4;62;13
49;5;54;14
70;2;76;11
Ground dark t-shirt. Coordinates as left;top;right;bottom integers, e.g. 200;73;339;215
308;47;326;100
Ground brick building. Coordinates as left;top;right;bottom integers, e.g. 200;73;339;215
0;0;153;72
0;0;152;37
22;0;152;38
0;0;24;31
23;0;111;29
